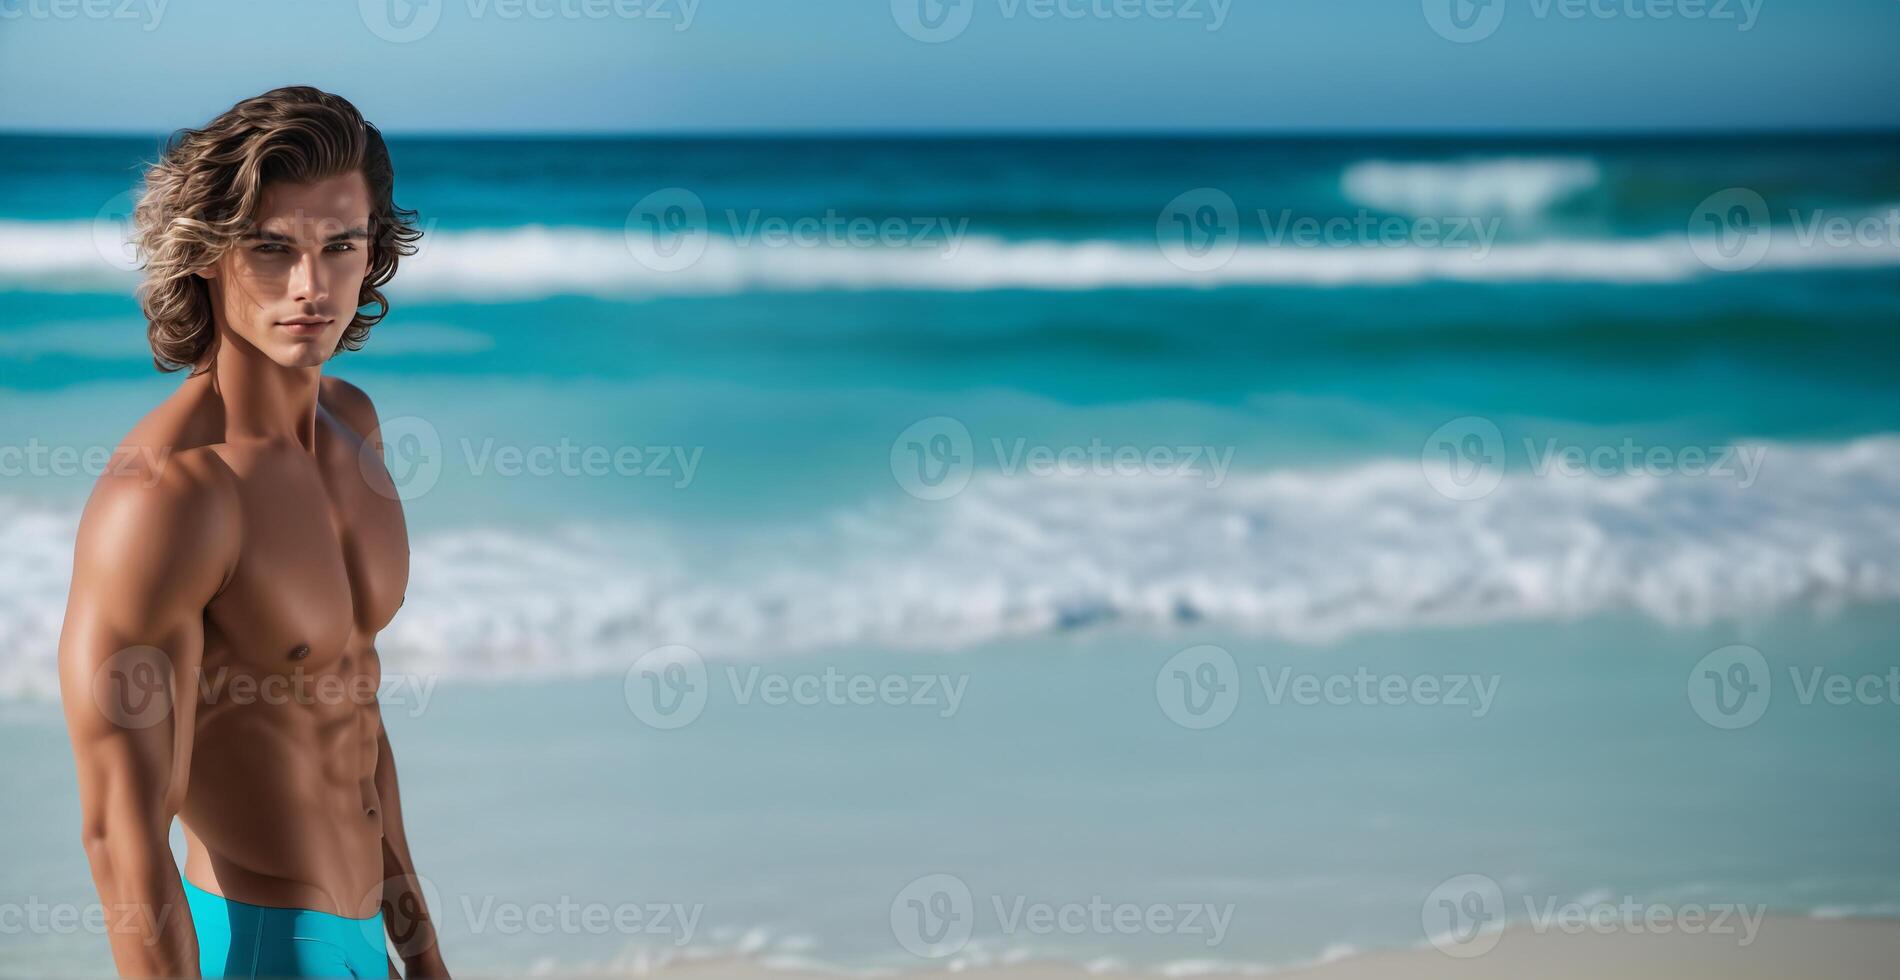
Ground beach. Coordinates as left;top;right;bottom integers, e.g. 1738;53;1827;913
6;612;1900;976
625;916;1900;979
4;134;1900;976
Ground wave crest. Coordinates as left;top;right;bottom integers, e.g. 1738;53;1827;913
6;215;1900;300
5;437;1900;699
1340;156;1602;218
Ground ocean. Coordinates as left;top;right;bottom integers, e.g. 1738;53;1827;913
2;133;1899;975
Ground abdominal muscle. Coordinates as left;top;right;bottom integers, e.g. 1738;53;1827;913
178;636;387;918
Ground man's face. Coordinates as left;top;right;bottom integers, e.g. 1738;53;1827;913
200;171;372;369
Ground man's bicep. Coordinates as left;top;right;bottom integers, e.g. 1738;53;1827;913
57;596;206;786
57;465;234;824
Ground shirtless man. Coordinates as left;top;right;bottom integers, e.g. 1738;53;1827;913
56;87;450;978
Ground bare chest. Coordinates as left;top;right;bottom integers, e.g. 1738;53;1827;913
204;429;409;672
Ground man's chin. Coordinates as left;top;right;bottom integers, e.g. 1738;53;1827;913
270;342;334;369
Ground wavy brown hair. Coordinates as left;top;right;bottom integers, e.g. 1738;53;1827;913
131;86;422;373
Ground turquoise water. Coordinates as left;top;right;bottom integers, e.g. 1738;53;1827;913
3;134;1899;974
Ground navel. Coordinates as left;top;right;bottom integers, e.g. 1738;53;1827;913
288;643;311;661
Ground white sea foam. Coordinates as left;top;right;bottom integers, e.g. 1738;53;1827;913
1340;157;1602;218
5;217;1900;300
5;436;1900;700
1812;904;1900;919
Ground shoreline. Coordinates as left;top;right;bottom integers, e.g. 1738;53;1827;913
601;915;1900;980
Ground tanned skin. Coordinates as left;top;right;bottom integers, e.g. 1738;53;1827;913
57;171;450;978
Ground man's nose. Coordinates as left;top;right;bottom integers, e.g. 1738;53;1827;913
288;250;329;304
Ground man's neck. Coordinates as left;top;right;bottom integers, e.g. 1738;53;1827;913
206;334;322;452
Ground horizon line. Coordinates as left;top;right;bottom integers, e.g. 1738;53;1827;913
5;125;1899;142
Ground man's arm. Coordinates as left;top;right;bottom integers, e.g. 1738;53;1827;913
56;452;237;977
374;721;449;978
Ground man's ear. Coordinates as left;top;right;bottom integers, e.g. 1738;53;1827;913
194;265;219;281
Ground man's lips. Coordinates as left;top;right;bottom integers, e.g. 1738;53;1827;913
276;317;334;335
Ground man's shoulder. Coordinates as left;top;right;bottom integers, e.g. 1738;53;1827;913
319;375;382;442
103;384;240;514
80;441;240;540
73;439;242;600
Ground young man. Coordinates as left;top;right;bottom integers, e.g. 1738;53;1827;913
56;86;450;979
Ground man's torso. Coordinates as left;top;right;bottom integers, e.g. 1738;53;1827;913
134;379;409;916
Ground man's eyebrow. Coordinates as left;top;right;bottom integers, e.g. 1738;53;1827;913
240;226;370;243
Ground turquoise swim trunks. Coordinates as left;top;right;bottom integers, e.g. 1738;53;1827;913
182;877;388;979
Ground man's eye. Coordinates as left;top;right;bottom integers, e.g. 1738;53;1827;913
252;243;288;254
326;242;357;253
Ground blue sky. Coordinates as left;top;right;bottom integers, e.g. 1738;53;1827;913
1;0;1896;133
